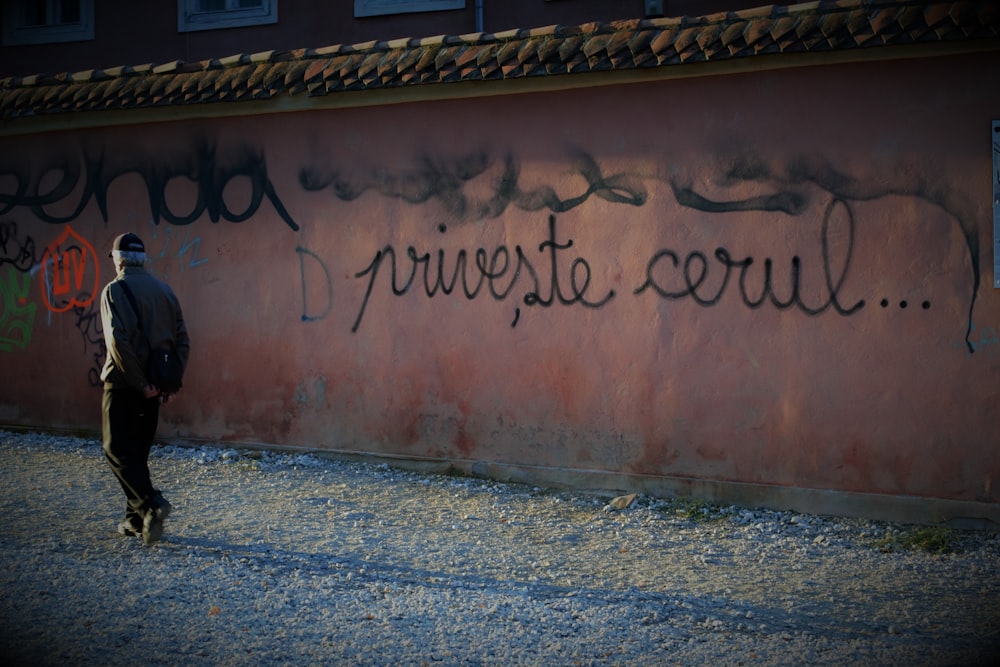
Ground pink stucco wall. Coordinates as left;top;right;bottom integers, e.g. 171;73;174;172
3;51;998;519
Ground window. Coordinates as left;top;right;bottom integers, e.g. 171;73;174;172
355;0;464;18
178;0;278;33
2;0;94;45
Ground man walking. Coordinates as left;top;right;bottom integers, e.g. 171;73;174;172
99;232;190;545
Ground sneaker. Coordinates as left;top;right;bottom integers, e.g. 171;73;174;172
142;508;164;546
117;521;142;538
141;495;173;546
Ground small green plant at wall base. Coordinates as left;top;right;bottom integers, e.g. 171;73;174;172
873;525;956;554
234;458;261;472
671;498;727;524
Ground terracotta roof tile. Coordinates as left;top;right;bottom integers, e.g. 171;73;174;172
219;54;250;67
42;85;62;108
696;22;726;54
868;6;901;38
769;14;800;44
555;33;585;63
893;5;921;30
101;74;129;100
673;25;704;56
581;32;611;61
626;26;656;52
249;50;277;63
1;0;996;122
283;60;312;93
564;51;589;73
357;51;383;84
923;2;953;28
86;80;113;107
392;46;423;74
518;39;544;70
719;20;748;51
213;63;242;94
151;60;183;75
412;45;437;74
648;26;678;59
27;87;47;110
267;61;290;89
500;61;520;78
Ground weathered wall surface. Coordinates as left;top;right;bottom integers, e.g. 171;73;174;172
3;51;998;520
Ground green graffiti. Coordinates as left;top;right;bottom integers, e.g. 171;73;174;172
0;266;36;351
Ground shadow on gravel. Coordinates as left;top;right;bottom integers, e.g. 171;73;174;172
154;533;982;652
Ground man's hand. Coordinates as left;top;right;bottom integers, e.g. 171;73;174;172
142;384;159;399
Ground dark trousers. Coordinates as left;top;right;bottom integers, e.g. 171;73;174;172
102;386;161;528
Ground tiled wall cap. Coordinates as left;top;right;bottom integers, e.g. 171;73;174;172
219;54;251;66
0;1;995;122
151;60;184;74
249;50;277;63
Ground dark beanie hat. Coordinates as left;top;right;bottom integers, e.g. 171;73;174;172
109;233;145;257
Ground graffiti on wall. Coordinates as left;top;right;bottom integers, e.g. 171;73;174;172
298;151;644;330
299;151;647;223
72;299;107;387
0;222;38;351
0;266;35;352
0;140;299;230
305;197;863;334
343;214;616;332
0;138;277;378
0;221;105;379
297;149;980;351
0;213;208;383
145;224;211;282
0;138;280;375
38;225;99;314
667;154;981;352
635;198;863;317
0;142;989;379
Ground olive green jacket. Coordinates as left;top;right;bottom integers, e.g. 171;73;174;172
100;266;190;392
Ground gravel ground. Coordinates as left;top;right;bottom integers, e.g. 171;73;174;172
0;429;998;666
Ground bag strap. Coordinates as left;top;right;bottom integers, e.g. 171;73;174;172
117;280;141;329
117;280;153;352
